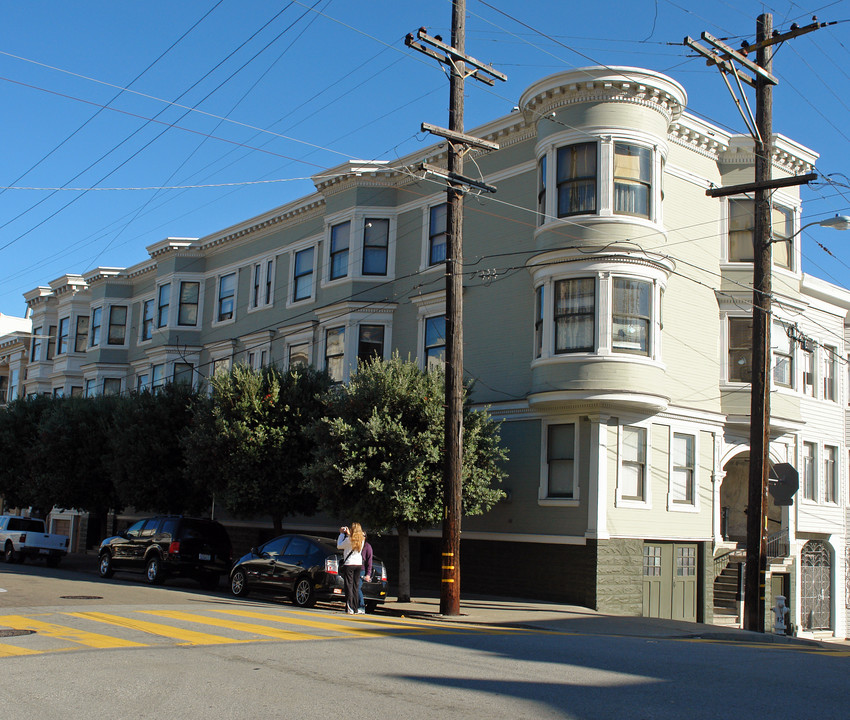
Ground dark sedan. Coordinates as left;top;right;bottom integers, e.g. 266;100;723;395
229;533;388;611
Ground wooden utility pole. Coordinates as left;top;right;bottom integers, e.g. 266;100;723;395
406;0;504;616
744;12;773;633
686;15;830;631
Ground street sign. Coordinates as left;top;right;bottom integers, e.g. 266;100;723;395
769;462;799;506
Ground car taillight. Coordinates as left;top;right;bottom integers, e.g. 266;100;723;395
168;541;181;555
326;557;340;574
380;566;387;582
19;534;26;543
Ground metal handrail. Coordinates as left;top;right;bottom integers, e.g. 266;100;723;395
767;528;790;558
713;547;746;579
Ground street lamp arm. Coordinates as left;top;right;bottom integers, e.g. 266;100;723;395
774;214;850;243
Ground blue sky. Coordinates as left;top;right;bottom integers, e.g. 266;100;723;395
2;0;849;315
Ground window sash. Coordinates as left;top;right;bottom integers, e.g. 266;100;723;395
671;433;695;504
288;343;309;368
802;442;816;501
357;325;384;365
252;264;262;308
173;363;193;385
103;378;121;396
824;446;837;503
537;155;547;223
534;285;544;358
425;315;446;370
612;278;650;355
547;423;576;498
178;281;200;326
75;315;89;353
363;219;389;275
429;204;447;265
554;278;595;353
90;309;102;346
46;325;56;360
217;273;236;321
557;142;596;217
57;318;69;355
293;248;314;301
728;317;753;382
157;284;170;328
31;326;42;361
823;347;836;400
265;259;274;304
330;221;351;280
325;327;345;382
613;143;651;218
620;426;646;501
772;321;793;388
107;306;127;345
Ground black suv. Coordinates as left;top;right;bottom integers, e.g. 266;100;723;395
98;516;232;590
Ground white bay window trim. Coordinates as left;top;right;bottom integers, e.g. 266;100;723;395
322;209;397;286
539;418;580;506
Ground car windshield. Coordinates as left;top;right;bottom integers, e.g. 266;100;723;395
7;517;46;532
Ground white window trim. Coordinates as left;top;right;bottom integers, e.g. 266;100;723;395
418;202;447;273
138;296;155;345
212;270;238;327
314;302;395;384
89;306;103;349
720;193;801;272
667;427;700;513
823;443;840;505
412;290;446;371
105;303;130;348
287;236;319;308
321;210;397;288
246;255;276;313
539;417;581;507
800;439;818;505
175;277;204;328
281;324;315;370
615;423;652;508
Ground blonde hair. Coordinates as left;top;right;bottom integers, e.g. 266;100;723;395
349;522;365;553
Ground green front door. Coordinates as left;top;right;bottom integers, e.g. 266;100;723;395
643;542;697;622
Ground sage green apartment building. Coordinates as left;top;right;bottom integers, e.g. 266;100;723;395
2;67;847;639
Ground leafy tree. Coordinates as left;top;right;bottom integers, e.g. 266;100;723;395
0;395;55;512
110;381;208;515
33;395;121;537
183;363;332;533
305;354;507;601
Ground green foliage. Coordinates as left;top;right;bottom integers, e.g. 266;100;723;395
0;395;55;510
305;354;507;533
183;363;332;530
110;382;207;514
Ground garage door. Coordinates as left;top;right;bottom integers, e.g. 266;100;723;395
642;542;697;622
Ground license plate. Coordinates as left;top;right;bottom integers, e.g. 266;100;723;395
39;549;49;555
199;553;211;561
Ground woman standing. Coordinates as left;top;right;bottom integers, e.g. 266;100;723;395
337;523;365;614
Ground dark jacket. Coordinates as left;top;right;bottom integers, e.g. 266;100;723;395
361;541;373;577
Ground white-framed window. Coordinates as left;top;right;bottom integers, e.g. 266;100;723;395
8;368;19;402
803;348;815;396
824;444;838;504
288;343;309;368
217;273;236;322
249;258;276;310
612;278;651;355
823;346;837;401
542;421;578;502
329;221;351;281
140;299;154;341
424;315;446;371
557;142;597;217
618;425;648;505
157;283;170;328
107;306;128;346
90;308;102;347
292;247;315;303
151;363;165;391
212;357;231;377
554;278;595;353
177;281;200;326
727;198;794;269
325;326;345;382
57;317;69;355
802;441;817;502
537;154;547;224
137;372;150;392
613;143;651;218
772;321;793;388
428;204;447;266
84;378;96;397
670;432;695;507
728;317;752;383
74;315;89;353
103;378;122;396
31;325;43;361
534;285;544;358
357;325;385;367
363;218;389;276
46;325;56;360
173;362;194;386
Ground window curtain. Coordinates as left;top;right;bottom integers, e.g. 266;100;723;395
555;278;594;352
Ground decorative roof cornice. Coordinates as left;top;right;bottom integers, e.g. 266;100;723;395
719;134;818;174
48;274;88;296
145;237;196;259
23;286;54;305
669;115;730;159
82;267;125;285
314;300;398;323
519;66;688;127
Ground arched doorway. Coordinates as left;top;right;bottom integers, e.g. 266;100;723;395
801;540;832;631
720;452;782;542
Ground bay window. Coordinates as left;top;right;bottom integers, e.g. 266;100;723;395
178;281;200;326
424;315;446;370
325;327;345;382
293;247;314;302
728;317;752;383
728;199;794;269
554;278;595;353
357;325;384;365
57;317;69;355
613;143;651;218
556;142;596;217
75;315;89;352
363;218;389;276
612;278;650;355
107;306;127;345
429;204;447;265
772;322;793;388
330;221;350;280
217;273;236;322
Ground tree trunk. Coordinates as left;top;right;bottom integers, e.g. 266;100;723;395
397;524;411;602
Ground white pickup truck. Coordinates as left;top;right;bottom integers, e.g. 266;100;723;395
0;515;69;566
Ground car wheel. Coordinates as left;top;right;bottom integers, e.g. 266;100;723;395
365;600;378;614
98;552;114;578
145;555;165;584
292;576;316;608
4;542;17;564
230;568;250;597
199;573;219;591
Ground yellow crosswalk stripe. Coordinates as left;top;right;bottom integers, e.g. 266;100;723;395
141;610;325;641
0;643;42;657
0;615;146;649
64;611;244;646
208;608;423;637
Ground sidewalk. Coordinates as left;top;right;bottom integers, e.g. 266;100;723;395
59;553;842;649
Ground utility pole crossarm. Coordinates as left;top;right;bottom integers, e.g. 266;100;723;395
412;28;507;83
700;32;778;84
684;36;757;87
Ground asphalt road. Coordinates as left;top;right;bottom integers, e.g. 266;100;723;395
1;560;847;720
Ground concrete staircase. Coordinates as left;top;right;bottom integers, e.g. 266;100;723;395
713;560;742;627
